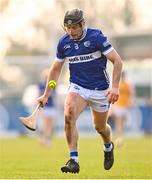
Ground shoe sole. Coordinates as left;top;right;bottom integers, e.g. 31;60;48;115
104;158;114;170
61;166;79;173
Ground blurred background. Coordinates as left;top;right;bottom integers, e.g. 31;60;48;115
0;0;152;137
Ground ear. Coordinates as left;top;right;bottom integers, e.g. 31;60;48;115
80;20;85;28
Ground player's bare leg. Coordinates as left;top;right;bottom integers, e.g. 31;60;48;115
115;115;125;148
61;92;88;173
92;111;111;142
39;114;54;147
92;110;114;170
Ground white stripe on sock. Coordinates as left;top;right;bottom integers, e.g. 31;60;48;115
104;143;113;152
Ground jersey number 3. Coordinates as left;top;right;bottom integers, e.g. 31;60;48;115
74;43;79;50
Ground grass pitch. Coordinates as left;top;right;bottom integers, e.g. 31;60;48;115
0;136;152;179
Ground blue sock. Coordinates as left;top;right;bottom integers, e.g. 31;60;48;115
70;151;78;162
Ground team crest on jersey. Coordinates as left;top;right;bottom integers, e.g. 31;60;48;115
84;41;90;47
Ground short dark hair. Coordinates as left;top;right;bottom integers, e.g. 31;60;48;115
64;8;84;26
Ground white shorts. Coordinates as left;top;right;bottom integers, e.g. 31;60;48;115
112;106;128;118
69;83;110;112
43;107;56;118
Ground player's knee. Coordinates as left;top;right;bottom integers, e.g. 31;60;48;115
64;106;76;124
64;117;75;130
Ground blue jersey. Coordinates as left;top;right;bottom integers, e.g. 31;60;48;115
56;28;113;90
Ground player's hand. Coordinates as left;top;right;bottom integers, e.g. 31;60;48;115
106;88;119;104
37;95;48;107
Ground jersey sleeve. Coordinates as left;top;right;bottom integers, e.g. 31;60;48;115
96;31;113;55
55;40;66;62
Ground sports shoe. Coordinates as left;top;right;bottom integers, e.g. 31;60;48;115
104;142;114;170
61;159;80;173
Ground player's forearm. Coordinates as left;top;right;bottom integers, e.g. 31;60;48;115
106;49;123;89
112;58;123;89
44;61;63;97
